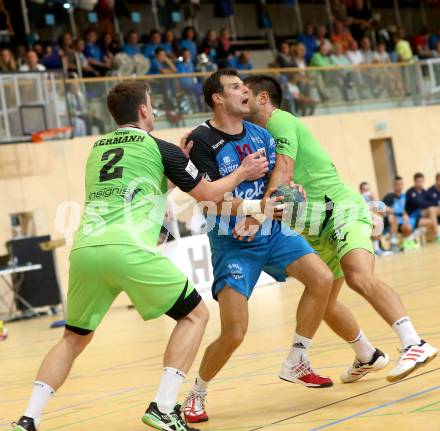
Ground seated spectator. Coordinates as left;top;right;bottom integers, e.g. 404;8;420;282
276;41;296;68
228;51;253;71
298;23;317;64
331;42;350;66
216;28;233;68
373;41;390;64
19;50;46;72
406;172;440;243
143;29;163;60
383;176;419;251
68;38;99;77
149;48;176;75
0;47;16;71
122;30;141;57
346;39;363;65
176;48;203;112
316;25;332;51
162;30;178;59
84;28;109;74
200;29;219;63
395;27;413;62
292;43;307;69
15;45;27;68
179;26;197;62
331;42;353;100
347;0;373;42
287;74;316;116
413;27;432;59
0;0;13;45
310;43;334;68
428;27;440;51
360;36;374;64
332;0;348;26
373;41;404;96
41;45;63;69
331;21;354;52
66;82;105;136
33;42;45;60
100;32;119;68
427;173;440;208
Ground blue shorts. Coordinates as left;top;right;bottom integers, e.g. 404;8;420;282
209;221;315;300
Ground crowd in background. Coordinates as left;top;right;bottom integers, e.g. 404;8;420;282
360;173;440;256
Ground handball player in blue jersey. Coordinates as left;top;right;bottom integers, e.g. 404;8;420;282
181;69;334;423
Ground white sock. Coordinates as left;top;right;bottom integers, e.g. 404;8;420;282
373;239;380;250
154;367;186;414
390;234;398;244
286;333;311;365
192;375;208;394
392;316;421;349
347;330;376;363
24;381;55;426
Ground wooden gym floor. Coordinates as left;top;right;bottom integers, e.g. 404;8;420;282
1;244;440;431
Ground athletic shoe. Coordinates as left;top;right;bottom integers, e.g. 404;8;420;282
374;248;393;257
10;416;37;431
279;360;333;388
340;348;390;383
182;391;208;423
142;402;200;431
387;340;438;382
402;238;420;250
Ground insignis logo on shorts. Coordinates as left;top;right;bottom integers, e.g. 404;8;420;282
228;263;243;280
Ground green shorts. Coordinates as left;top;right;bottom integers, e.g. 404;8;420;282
305;216;374;280
67;245;197;331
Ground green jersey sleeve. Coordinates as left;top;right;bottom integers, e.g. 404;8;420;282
266;109;299;161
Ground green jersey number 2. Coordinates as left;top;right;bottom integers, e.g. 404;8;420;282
99;148;124;182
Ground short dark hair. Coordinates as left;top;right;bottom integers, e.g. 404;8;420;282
243;75;283;108
107;80;149;125
394;175;403;181
414;172;424;180
359;181;368;191
436;172;440;181
203;68;240;109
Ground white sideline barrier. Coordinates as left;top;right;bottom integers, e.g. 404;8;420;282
158;234;276;300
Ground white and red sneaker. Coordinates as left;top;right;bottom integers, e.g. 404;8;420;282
387;340;438;382
279;361;333;388
182;391;209;423
340;348;390;383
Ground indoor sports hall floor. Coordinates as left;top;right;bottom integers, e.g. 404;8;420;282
2;244;440;431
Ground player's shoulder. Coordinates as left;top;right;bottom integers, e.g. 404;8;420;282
243;120;273;139
189;121;216;142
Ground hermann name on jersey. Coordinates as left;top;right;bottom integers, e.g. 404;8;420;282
93;132;146;148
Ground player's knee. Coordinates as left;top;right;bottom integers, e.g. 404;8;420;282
345;271;374;297
308;266;333;297
63;327;94;353
185;301;210;328
221;324;247;351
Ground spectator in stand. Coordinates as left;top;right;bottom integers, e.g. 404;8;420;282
298;23;317;64
432;40;440;58
15;45;27;68
19;50;46;72
122;30;141;57
176;48;203;112
395;27;413;62
331;21;354;52
60;32;75;71
84;28;109;75
148;47;176;108
373;40;390;64
406;172;440;243
69;38;99;77
33;42;45;60
200;29;219;63
66;82;105;136
0;47;16;71
310;42;334;68
331;42;350;66
276;41;296;68
0;0;14;45
346;39;363;65
179;26;197;62
228;51;253;71
143;30;163;60
377;24;398;59
100;32;119;68
162;30;178;59
332;0;348;25
428;27;440;51
292;42;307;69
360;36;374;63
383;176;419;251
373;41;404;96
427;173;440;208
216;28;233;68
149;47;176;75
414;27;432;59
347;0;373;42
316;24;332;51
331;42;353;100
346;39;368;98
41;45;63;69
287;73;316;116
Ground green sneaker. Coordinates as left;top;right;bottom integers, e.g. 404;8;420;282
142;402;200;431
402;239;420;250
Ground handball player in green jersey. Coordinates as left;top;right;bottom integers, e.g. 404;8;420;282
243;74;437;384
10;80;269;431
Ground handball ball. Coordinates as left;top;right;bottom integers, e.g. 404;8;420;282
271;185;306;222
